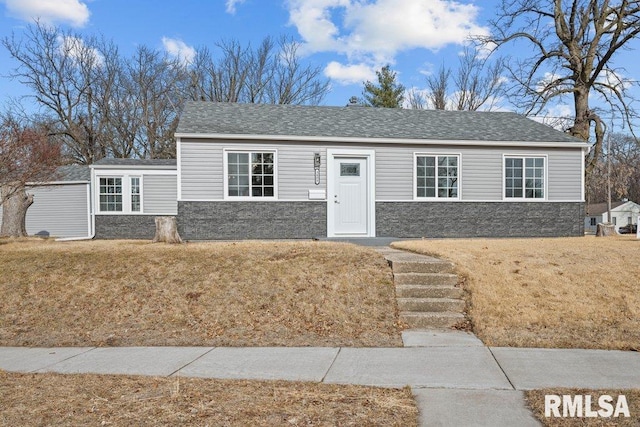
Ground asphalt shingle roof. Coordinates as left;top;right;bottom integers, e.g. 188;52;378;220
176;101;583;144
586;201;629;215
93;158;177;167
56;164;90;181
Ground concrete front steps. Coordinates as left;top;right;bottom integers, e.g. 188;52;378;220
382;248;466;329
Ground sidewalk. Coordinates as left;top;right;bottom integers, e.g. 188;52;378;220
2;331;639;426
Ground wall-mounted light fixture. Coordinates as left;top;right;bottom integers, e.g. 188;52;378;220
314;152;321;185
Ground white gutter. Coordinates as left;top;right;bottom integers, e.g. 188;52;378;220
175;132;592;149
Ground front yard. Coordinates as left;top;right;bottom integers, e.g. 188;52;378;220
392;235;640;350
0;239;402;347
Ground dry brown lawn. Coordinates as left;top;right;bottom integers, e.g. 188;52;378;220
526;389;640;426
392;236;640;350
0;371;417;426
0;239;402;347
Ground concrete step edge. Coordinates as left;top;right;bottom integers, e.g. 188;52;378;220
400;311;466;318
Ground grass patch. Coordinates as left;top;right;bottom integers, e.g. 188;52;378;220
392;236;640;350
0;371;417;426
526;389;640;426
0;240;402;347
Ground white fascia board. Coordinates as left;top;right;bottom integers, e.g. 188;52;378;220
92;168;177;175
175;132;591;149
26;180;90;186
90;165;177;171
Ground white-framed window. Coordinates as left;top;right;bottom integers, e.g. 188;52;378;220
226;150;276;198
415;154;459;199
99;177;123;212
130;176;141;212
97;174;144;213
613;217;617;225
504;156;545;199
590;217;597;226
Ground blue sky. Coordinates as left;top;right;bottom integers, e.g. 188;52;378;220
0;0;638;132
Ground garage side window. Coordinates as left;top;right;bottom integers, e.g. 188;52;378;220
227;151;276;198
99;177;122;212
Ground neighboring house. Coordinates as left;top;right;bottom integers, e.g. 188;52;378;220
585;200;640;233
0;164;91;239
174;101;589;239
91;158;178;239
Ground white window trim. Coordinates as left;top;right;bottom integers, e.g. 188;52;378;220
223;149;278;200
95;173;145;214
130;175;143;213
413;152;462;201
502;154;548;201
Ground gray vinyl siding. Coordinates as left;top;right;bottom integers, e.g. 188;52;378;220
180;141;223;200
25;183;89;238
180;139;326;200
180;139;584;202
547;149;583;201
143;174;178;214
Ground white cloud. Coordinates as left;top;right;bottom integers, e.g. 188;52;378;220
2;0;90;27
225;0;246;14
286;0;488;64
162;37;196;65
59;35;104;67
324;61;376;85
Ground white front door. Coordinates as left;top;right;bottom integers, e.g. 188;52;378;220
332;157;368;235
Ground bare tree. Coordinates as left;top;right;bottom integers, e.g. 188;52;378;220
2;22;119;164
188;36;330;105
108;46;185;159
426;65;450;110
481;0;640;174
452;47;505;111
586;133;640;203
408;48;504;111
0;111;62;237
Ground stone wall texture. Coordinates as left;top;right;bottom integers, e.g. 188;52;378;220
375;201;585;238
178;201;326;240
95;215;158;239
96;202;584;240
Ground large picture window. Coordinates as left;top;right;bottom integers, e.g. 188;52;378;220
415;154;459;199
505;156;545;199
99;177;122;212
227;151;275;198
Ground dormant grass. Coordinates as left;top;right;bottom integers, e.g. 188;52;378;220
392;236;640;350
0;239;402;347
0;371;418;426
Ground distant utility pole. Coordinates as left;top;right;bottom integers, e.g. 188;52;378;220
606;132;612;224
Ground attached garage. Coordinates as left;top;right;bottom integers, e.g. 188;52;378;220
0;165;91;239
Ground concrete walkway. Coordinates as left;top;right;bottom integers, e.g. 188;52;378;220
2;332;639;426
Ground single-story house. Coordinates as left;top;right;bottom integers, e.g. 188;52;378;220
585;200;640;233
2;102;590;240
0;164;91;239
174;101;589;239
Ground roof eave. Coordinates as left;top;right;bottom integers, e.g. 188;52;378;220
175;132;590;148
90;164;177;170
